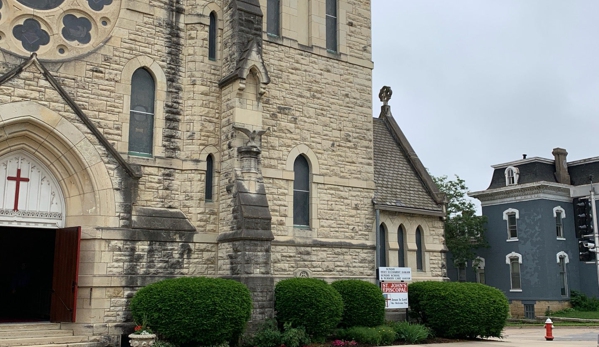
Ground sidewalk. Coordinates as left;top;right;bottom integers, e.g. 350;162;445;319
417;327;599;346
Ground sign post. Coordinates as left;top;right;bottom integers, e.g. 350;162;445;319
379;267;411;309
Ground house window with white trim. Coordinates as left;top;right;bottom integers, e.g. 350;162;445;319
556;252;569;296
474;257;485;284
505;166;519;186
554;206;566;239
506;252;522;291
503;208;519;240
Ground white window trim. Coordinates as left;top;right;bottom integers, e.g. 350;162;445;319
554;206;566;240
473;256;485;269
556;251;569;264
503;208;519;241
505;166;519;186
506;252;523;292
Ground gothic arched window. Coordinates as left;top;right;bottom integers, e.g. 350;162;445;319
205;154;214;201
416;227;424;271
379;223;387;267
209;12;217;60
397;225;406;267
128;68;155;156
293;155;310;226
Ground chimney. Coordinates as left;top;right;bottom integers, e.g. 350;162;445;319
552;148;571;185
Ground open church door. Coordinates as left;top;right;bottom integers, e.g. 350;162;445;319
50;227;81;322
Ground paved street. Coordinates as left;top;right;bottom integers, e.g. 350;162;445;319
418;327;599;346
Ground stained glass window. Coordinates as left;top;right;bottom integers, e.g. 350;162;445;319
208;12;216;61
128;68;155;156
293;155;310;226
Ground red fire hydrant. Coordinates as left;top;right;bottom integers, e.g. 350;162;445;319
545;318;554;341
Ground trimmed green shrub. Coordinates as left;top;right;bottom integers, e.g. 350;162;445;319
331;280;385;328
250;320;282;347
409;281;508;339
130;277;252;346
387;321;431;344
335;325;396;346
570;290;599;311
249;320;311;347
275;278;343;339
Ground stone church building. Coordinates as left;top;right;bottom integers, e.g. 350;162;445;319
0;0;446;345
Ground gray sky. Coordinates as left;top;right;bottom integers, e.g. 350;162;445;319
371;1;599;199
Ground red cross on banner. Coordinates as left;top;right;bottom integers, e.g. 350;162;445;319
7;168;29;211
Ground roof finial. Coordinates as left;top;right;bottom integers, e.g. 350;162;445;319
379;86;392;106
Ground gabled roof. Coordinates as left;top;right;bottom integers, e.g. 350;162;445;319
0;53;141;179
372;100;445;217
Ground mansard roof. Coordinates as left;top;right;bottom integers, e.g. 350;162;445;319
485;153;599;190
0;53;142;179
372;103;444;216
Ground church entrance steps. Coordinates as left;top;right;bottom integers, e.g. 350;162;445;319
0;323;100;347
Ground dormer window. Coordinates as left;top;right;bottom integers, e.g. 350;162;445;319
505;166;519;186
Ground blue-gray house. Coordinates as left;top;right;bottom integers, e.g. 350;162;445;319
465;148;599;319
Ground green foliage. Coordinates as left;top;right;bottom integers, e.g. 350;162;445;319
250;320;282;347
386;321;431;344
130;277;252;346
432;175;489;269
153;341;179;347
331;280;385;328
570;290;599;311
281;323;311;347
334;326;396;346
275;278;344;339
408;281;508;339
248;320;310;347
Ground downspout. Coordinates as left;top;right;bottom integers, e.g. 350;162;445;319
375;207;380;286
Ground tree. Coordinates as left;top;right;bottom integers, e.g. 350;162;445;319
432;175;488;276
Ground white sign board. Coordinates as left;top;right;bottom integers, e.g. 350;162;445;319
381;282;408;309
379;267;412;281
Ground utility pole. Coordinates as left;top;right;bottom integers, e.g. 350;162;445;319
590;176;599;289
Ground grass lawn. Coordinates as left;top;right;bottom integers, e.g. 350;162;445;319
551;310;599;319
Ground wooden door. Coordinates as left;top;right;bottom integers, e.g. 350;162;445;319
50;226;81;322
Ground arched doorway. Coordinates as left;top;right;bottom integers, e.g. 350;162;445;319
0;152;80;323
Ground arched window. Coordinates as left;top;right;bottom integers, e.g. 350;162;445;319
506;252;522;291
293;155;310;226
416;227;424;271
205;154;214;201
397;225;405;267
505;166;519;186
326;0;337;51
379;223;387;267
267;0;280;36
209;12;217;61
128;68;155;156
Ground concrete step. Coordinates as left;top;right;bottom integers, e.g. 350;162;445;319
18;343;103;347
0;329;73;338
0;323;60;332
0;335;89;347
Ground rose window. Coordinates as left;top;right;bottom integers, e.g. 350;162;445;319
0;0;121;61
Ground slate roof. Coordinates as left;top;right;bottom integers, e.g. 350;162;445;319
485;155;599;189
373;105;444;214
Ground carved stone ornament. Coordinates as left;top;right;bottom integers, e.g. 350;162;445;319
0;0;121;60
128;333;156;347
378;86;392;105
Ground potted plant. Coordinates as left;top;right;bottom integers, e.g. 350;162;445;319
128;321;156;347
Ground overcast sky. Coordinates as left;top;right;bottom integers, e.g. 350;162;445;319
371;1;599;200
